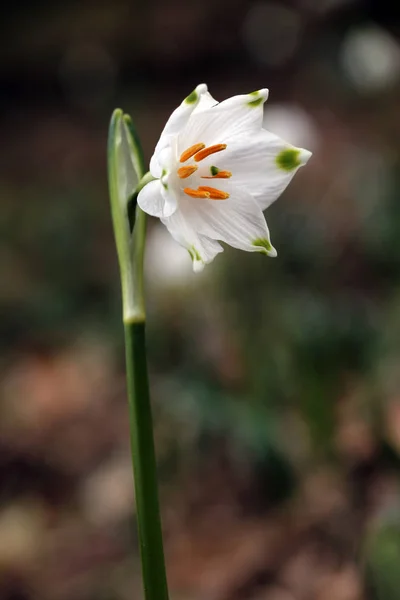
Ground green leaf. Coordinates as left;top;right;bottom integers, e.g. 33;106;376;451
122;115;145;232
122;114;145;181
108;109;130;272
107;109;146;322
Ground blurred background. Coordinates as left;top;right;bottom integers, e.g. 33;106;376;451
1;0;400;598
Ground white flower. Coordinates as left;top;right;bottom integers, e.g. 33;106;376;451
138;84;312;272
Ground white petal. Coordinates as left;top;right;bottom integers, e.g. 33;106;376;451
161;208;224;271
203;130;312;210
192;90;218;113
150;142;175;179
150;84;209;177
150;151;163;179
179;89;269;151
137;179;177;218
178;183;277;256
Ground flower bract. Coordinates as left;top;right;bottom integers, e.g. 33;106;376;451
138;84;312;271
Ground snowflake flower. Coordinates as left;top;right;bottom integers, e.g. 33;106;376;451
138;84;311;271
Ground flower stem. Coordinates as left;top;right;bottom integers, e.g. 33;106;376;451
124;203;169;600
124;318;169;600
107;110;169;600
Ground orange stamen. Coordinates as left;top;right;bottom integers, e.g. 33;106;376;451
201;170;232;179
197;186;230;200
184;187;210;199
180;143;205;163
194;144;227;162
177;165;198;179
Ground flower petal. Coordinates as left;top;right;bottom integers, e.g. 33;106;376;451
150;84;209;178
193;90;218;113
178;182;277;257
200;130;312;210
179;89;269;151
137;179;177;218
161;208;224;271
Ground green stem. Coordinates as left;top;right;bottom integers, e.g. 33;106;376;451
124;201;169;597
128;205;147;323
107;110;169;600
124;320;169;600
124;203;169;600
126;174;155;322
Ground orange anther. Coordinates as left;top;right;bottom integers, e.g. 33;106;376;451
177;165;198;179
194;144;227;162
201;170;232;179
180;143;205;163
197;186;230;200
184;187;210;199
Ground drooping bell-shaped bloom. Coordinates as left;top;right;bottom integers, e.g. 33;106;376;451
138;84;312;272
